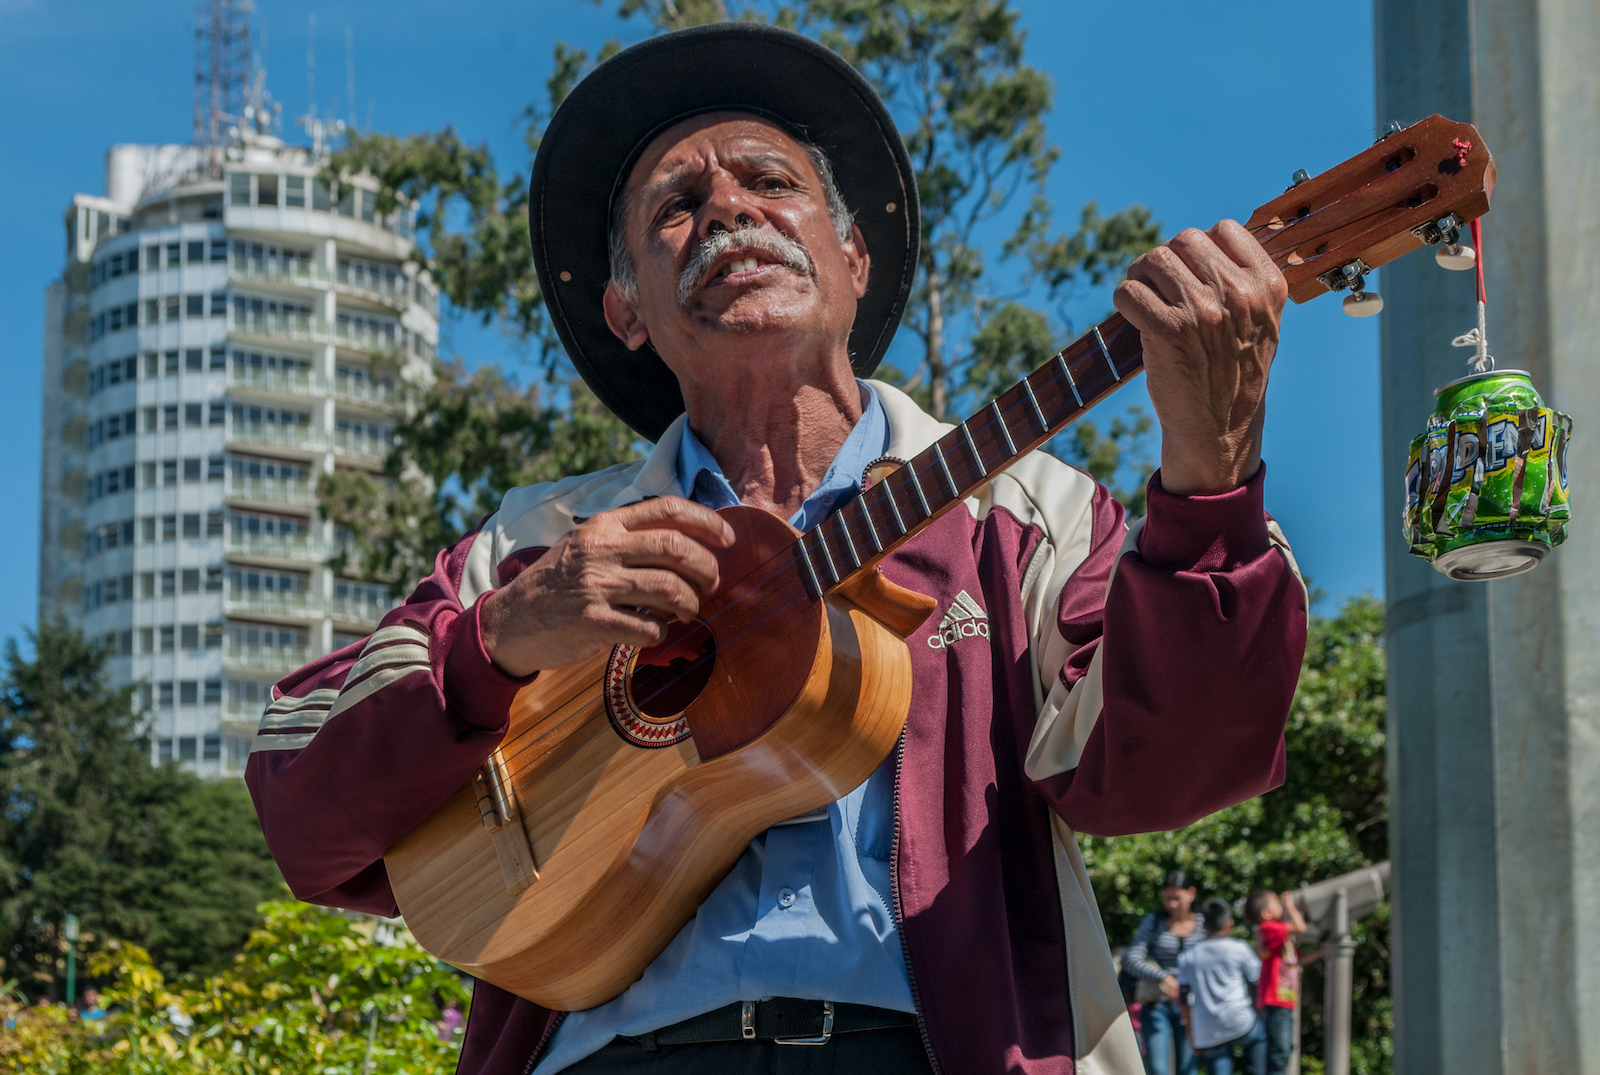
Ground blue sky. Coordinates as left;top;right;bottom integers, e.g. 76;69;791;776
0;0;1383;643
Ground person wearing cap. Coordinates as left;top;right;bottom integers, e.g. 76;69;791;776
247;24;1307;1075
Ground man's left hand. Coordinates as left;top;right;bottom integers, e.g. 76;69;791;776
1113;220;1287;496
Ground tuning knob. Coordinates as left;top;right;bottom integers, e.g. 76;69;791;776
1436;243;1477;270
1343;291;1384;317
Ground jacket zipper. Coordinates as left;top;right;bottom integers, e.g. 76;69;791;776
520;1010;566;1075
890;729;944;1075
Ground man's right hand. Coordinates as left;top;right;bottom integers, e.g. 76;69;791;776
479;497;736;678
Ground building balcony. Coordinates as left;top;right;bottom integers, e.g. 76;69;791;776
224;643;313;675
333;319;403;354
329;593;392;627
334;263;411;312
229;365;330;399
229;309;333;344
333;376;403;411
226;475;317;507
223;590;324;618
225;531;328;562
229;256;330;295
332;428;393;462
227;421;329;453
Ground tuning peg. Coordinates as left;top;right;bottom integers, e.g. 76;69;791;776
1435;243;1477;270
1343;291;1384;317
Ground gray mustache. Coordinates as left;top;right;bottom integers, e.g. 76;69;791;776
678;225;816;305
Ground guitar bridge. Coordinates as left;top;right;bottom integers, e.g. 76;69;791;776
473;748;539;893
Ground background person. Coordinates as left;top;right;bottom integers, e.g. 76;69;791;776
1178;898;1265;1075
1244;890;1311;1075
1124;870;1203;1075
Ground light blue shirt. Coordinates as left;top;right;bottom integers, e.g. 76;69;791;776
534;381;913;1074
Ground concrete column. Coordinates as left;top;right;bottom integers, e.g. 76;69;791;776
1375;2;1600;1073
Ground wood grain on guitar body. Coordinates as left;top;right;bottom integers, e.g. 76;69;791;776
383;115;1495;1011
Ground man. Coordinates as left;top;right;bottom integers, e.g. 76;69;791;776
247;23;1307;1075
1178;899;1266;1075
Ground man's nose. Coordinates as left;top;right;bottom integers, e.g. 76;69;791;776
698;175;763;238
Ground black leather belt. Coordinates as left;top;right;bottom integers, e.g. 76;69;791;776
633;999;914;1047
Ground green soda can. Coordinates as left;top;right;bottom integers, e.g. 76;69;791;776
1403;369;1572;581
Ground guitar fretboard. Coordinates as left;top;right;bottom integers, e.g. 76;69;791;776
792;311;1146;597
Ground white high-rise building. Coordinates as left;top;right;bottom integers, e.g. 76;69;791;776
39;133;437;775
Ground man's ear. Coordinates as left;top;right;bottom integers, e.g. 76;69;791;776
602;284;650;351
844;222;871;299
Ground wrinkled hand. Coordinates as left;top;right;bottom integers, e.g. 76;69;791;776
479;498;735;677
1113;220;1288;495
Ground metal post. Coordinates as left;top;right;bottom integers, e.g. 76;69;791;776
1323;889;1354;1075
1288;978;1302;1075
63;913;79;1008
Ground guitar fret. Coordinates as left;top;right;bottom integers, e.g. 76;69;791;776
907;465;931;515
815;530;841;584
860;503;884;554
1021;378;1047;431
1092;325;1119;380
961;423;988;478
1056;352;1083;407
883;480;908;533
796;541;823;598
990;400;1016;455
837;515;861;568
934;442;959;494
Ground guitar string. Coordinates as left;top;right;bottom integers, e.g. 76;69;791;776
491;213;1349;776
490;317;1149;777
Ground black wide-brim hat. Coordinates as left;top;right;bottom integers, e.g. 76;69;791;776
529;23;920;441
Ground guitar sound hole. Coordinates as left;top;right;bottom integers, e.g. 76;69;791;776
630;620;717;719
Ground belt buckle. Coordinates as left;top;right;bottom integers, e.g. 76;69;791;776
741;1001;756;1041
773;1001;833;1046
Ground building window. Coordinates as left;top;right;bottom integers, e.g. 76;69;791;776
230;172;252;206
337;188;355;218
140;572;154;598
205;566;224;591
145;298;160;324
204;678;223;705
165;349;179;374
181;569;200;594
187;240;205;263
203;733;222;762
158;680;174;707
143;408;158;434
258;174;279;206
186;348;203;371
208;403;226;428
146;245;162;270
158;736;173;761
182;513;201;538
186;294;203;317
144;352;160;377
178;735;197;760
119;630;133;656
313;179;333;212
180;624;200;650
210;344;226;370
164;296;180;322
141;516;156;542
285;174;306;207
211;239;227;262
139;627;154;653
161;569;176;595
166;241;181;265
182;457;201;482
210;291;227;316
204;621;224;646
208;455;226;480
179;681;198;706
159;626;175;652
162;458;177;485
162;515;177;542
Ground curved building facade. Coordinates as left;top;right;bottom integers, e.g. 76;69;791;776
40;137;437;775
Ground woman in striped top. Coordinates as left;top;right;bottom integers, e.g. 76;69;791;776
1125;870;1203;1075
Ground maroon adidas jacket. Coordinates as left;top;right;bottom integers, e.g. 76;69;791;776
247;381;1307;1075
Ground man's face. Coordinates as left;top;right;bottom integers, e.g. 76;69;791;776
602;113;869;379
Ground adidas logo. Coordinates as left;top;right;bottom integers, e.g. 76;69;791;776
927;590;990;649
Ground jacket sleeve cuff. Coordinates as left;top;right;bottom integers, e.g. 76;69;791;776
1138;462;1272;572
442;596;536;731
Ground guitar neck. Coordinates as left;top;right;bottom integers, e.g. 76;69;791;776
792;311;1145;597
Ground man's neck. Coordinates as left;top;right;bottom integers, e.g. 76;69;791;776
679;359;862;519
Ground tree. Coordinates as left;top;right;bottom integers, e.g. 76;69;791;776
1079;596;1390;1072
0;624;282;993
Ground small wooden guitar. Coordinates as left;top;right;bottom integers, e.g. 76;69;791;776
385;115;1495;1010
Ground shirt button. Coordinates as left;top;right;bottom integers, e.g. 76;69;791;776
777;887;797;909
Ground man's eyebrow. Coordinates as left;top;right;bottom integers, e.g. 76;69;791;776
635;149;808;207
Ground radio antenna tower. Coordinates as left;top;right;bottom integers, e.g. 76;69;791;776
193;0;253;176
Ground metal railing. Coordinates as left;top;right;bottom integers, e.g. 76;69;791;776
229;256;329;290
229;365;328;396
335;263;410;307
223;590;323;617
329;593;392;626
332;428;393;460
223;644;312;673
333;376;401;408
226;476;316;506
225;531;327;561
228;422;328;451
230;310;331;342
334;319;402;352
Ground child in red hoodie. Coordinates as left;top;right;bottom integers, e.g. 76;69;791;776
1244;891;1311;1075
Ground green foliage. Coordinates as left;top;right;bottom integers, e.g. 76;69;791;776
0;624;281;994
0;901;470;1073
1080;595;1391;1071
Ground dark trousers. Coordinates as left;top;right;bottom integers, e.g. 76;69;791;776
1260;1006;1294;1075
561;1027;935;1074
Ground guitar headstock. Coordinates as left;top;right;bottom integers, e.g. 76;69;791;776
1246;115;1496;304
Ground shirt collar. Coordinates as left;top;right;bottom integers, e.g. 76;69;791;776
675;380;890;530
